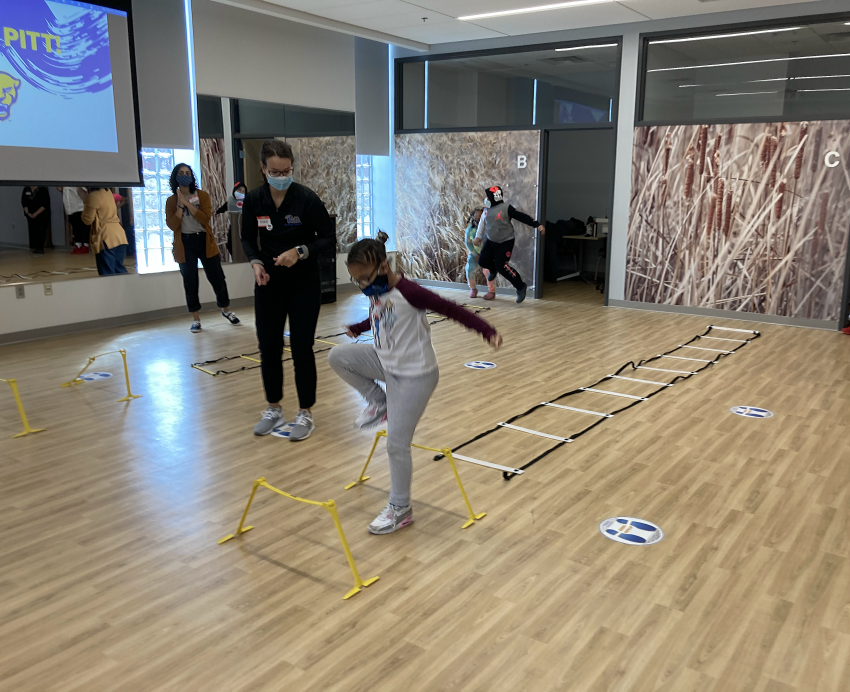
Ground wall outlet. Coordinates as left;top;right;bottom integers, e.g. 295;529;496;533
44;282;53;296
15;285;25;299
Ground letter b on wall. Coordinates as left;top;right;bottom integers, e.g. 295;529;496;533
517;155;527;169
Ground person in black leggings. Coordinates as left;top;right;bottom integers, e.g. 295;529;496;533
242;140;334;441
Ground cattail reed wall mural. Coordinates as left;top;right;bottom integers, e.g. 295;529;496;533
395;131;541;286
627;121;850;322
200;138;229;257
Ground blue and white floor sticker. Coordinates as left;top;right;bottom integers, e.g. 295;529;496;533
599;517;664;545
271;423;293;439
465;361;497;370
81;372;113;381
730;406;774;419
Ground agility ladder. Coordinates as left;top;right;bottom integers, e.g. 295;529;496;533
437;325;761;480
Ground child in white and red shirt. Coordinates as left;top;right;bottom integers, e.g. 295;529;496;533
329;232;501;535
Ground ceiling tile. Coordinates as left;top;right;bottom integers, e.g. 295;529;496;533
630;0;821;21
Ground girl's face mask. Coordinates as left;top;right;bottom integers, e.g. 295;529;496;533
361;273;390;297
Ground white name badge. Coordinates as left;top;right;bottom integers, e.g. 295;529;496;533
188;195;199;206
257;216;273;230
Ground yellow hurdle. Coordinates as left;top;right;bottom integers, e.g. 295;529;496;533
61;349;142;403
218;477;379;600
346;430;487;530
0;378;46;439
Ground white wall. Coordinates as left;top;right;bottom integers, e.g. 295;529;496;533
191;0;355;112
0;263;255;339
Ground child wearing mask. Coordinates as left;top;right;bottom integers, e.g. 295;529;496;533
473;185;545;303
464;207;495;299
328;231;501;535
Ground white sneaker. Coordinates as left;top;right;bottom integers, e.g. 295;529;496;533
368;502;414;535
254;406;283;436
354;401;387;430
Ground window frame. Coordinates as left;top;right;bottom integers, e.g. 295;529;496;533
395;37;623;135
636;11;850;127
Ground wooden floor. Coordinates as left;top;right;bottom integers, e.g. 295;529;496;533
2;282;849;692
0;247;136;285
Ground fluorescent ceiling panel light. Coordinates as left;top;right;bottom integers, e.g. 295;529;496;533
649;53;850;73
459;0;615;21
795;74;850;80
716;91;778;97
555;43;618;51
650;27;801;45
798;87;850;92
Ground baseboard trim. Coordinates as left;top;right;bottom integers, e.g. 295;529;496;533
607;299;839;331
0;296;256;345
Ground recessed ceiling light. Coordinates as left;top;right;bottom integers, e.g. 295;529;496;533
650;27;801;44
459;0;616;22
716;91;779;97
555;43;618;51
649;53;850;73
798;87;850;92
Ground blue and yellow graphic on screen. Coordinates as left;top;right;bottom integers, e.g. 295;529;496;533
0;0;125;152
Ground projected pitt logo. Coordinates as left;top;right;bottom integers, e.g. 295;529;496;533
0;0;118;152
0;72;19;121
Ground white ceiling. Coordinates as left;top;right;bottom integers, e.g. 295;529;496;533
255;0;823;47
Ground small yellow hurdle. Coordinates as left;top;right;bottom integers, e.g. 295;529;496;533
61;349;142;403
0;378;46;439
346;430;487;530
219;477;379;600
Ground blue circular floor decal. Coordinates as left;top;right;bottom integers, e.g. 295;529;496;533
81;372;113;381
271;423;293;439
730;406;774;419
599;517;664;546
465;361;497;370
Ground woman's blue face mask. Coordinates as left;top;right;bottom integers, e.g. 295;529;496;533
176;174;193;187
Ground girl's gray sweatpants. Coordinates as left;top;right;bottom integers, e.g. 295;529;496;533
328;343;439;508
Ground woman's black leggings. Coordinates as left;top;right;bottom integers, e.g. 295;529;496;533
478;238;525;290
254;270;322;409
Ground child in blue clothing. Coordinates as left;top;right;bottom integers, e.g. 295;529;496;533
464;208;495;299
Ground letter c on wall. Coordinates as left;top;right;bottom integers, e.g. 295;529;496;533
825;151;840;168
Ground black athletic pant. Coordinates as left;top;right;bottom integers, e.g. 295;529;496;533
68;211;90;245
478;238;525;290
255;269;321;409
179;232;230;313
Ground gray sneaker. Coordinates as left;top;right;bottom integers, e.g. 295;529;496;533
254;406;283;436
288;409;315;442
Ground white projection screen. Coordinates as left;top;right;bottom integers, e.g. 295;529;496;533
0;0;142;186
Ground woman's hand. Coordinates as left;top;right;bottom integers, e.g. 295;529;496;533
176;189;190;211
253;263;270;286
488;333;502;350
537;224;546;233
472;237;482;247
274;249;299;267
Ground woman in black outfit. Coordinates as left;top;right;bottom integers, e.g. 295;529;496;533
21;186;51;254
242;140;334;441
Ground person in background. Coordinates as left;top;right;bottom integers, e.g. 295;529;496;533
464;207;493;299
329;232;501;534
215;182;247;260
21;186;51;254
473;185;545;303
57;186;90;254
113;189;126;211
242;140;334;441
165;163;240;334
79;187;129;275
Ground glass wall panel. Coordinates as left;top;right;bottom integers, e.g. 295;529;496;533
402;62;425;130
643;20;850;124
399;44;619;131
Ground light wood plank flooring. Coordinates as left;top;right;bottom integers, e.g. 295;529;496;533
1;283;848;692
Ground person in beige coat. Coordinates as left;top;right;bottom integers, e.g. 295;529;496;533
165;163;240;333
79;188;128;275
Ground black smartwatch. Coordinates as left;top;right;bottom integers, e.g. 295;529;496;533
296;245;306;259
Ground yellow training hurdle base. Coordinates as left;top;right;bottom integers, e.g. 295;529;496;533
218;477;379;600
0;378;46;439
346;430;487;530
61;349;142;403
